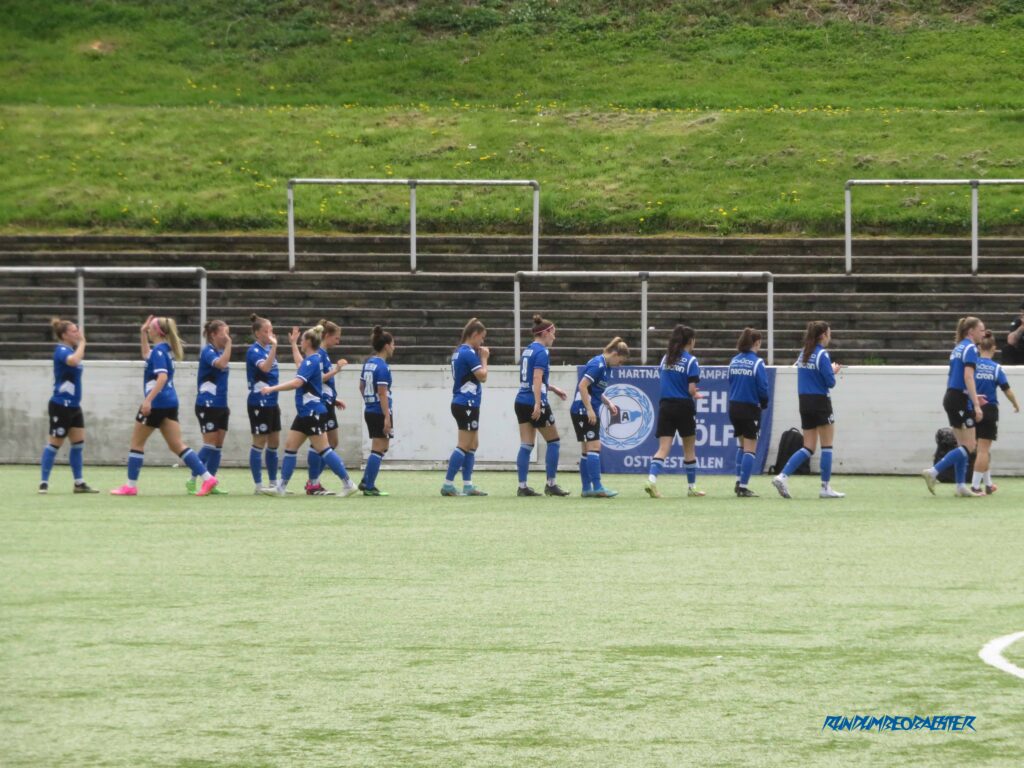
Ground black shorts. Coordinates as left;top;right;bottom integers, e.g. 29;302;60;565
656;398;696;439
365;411;393;439
136;406;179;428
323;405;339;432
799;394;834;430
571;409;600;442
290;412;326;436
975;403;999;441
451;404;480;432
247;404;282;435
48;401;84;437
942;389;976;429
195;404;230;434
729;402;762;441
514;401;555;428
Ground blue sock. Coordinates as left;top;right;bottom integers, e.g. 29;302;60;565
127;450;144;482
445;448;466;483
740;451;755;486
933;446;962;474
462;450;476;484
735;445;744;479
40;444;58;482
649;457;664;479
820;447;833;484
782;447;812;477
321;448;350;482
179;448;208;479
205;446;222;476
587;451;602;489
580;452;592;492
69;441;84;483
545;439;560;482
954;446;969;485
517;443;532;484
363;450;383;488
684;459;697;486
307;448;322;483
194;445;211;478
265;448;279;482
282;450;297;485
249;446;263;485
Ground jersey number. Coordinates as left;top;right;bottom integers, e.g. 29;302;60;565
362;371;376;403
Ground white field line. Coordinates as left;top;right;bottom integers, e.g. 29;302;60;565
979;631;1024;680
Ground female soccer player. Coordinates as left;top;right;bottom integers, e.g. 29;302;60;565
111;316;218;496
39;317;98;494
258;325;356;497
359;326;395;496
571;337;630;498
728;327;770;498
441;318;490;497
291;320;347;496
514;314;570;497
921;316;988;497
645;325;705;499
771;321;844;499
246;314;281;493
187;319;231;495
971;331;1020;494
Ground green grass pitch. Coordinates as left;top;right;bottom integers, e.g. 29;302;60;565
3;466;1023;767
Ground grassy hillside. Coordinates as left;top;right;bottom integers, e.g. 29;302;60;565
2;1;1023;234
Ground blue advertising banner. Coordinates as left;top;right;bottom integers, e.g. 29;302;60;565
594;365;776;475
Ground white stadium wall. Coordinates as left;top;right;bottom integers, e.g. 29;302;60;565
1;362;1021;475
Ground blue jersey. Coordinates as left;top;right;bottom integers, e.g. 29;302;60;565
196;343;229;408
515;342;550;406
318;348;336;407
362;356;393;415
50;343;83;408
975;358;1009;406
246;341;279;407
144;342;178;409
728;351;770;408
796;345;836;397
571;354;610;414
451;344;484;407
946;338;979;393
659;351;700;400
294;353;327;417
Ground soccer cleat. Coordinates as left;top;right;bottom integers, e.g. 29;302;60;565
955;485;984;498
185;477;196;495
985;483;998;495
544;484;570;497
735;486;758;498
253;485;266;495
73;483;99;494
734;480;740;494
358;480;367;492
819;486;846;499
440;483;462;497
110;485;138;496
196;476;219;497
208;484;229;495
921;469;937;496
517;486;541;497
687;487;707;497
644;481;662;499
592;486;619;498
338;480;358;498
259;484;287;497
772;475;791;499
463;485;488;497
581;490;595;498
305;482;334;496
38;482;48;494
362;487;389;497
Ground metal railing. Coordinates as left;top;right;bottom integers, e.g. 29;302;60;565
844;178;1024;275
0;267;207;346
513;271;775;364
287;178;541;273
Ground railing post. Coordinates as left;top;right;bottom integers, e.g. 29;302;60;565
531;182;540;272
76;268;85;331
640;273;648;365
970;179;979;275
198;268;207;349
513;274;521;361
844;182;853;275
287;182;296;272
766;274;774;366
409;180;417;273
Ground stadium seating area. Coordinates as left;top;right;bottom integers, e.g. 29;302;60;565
2;234;1023;365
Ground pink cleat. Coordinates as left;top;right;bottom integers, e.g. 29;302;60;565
110;485;138;496
195;476;219;497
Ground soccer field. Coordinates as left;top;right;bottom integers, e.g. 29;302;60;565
3;466;1022;767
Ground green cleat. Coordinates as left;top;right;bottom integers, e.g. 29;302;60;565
209;483;229;495
363;487;389;497
185;477;196;495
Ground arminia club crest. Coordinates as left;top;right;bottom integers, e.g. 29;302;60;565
600;383;655;451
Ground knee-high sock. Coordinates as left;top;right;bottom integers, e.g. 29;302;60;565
249;445;263;485
40;444;58;483
281;450;298;486
740;451;756;486
684;458;697;487
580;451;592;492
587;451;602;489
265;448;279;482
648;457;664;483
320;448;350;482
462;450;476;484
782;447;812;477
954;446;969;486
179;448;211;480
820;446;833;484
933;446;961;474
127;450;144;486
545;439;560;482
195;445;213;478
362;450;384;488
445;448;466;483
735;445;744;479
307;448;322;483
516;443;532;484
205;446;222;476
69;441;85;483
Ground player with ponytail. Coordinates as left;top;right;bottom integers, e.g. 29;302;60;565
442;318;490;497
187;319;231;495
359;326;396;496
245;314;281;493
571;336;630;498
727;327;770;497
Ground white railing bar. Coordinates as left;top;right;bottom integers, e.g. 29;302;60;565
847;179;1024;186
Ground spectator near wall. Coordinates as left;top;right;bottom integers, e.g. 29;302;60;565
1002;300;1024;365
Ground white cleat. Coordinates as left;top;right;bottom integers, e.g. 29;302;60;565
921;469;937;496
819;486;846;499
259;484;287;497
338;480;358;498
771;474;791;499
956;485;985;498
